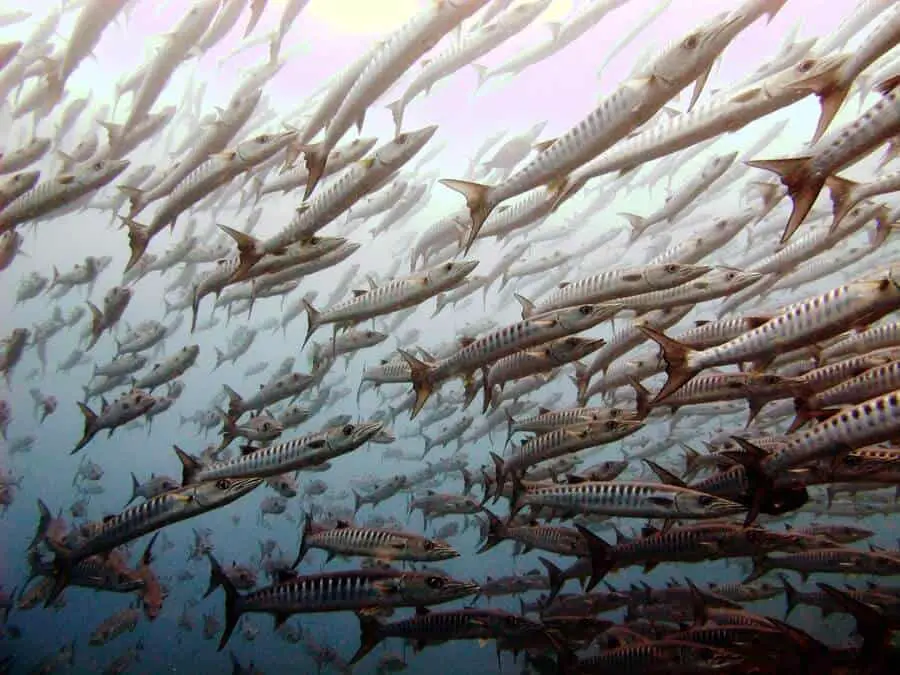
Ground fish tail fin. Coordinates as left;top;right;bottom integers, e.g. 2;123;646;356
214;348;228;372
619;213;647;242
121;217;151;273
28;498;53;551
538;556;565;605
292;512;313;569
504;409;516;450
421;434;432;458
471;63;489;89
126;472;140;506
86;301;103;347
816;582;887;657
786;397;822;433
301;299;321;348
439;179;493;253
628;376;651;420
550;176;584;212
385;99;404;137
744;156;815;243
99;120;124;151
352;490;363;516
397;349;435;419
634;324;698;403
218;224;264;283
573;361;590;406
514;293;535;320
206;552;242;651
489;451;506;504
72;402;98;454
476;507;506;554
141;532;159;567
779;573;799;620
824;175;858;232
810;82;849;145
574;525;615;592
173;445;202;486
349;612;383;666
680;443;702;479
302;143;327;200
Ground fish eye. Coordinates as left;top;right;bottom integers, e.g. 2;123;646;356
698;495;714;506
426;576;445;588
257;135;271;143
342;424;354;435
797;59;814;72
726;272;736;280
664;264;678;273
216;479;232;490
444;262;453;271
396;135;408;145
92;161;103;170
578;305;591;315
262;423;271;431
423;541;435;551
605;421;618;431
682;35;699;49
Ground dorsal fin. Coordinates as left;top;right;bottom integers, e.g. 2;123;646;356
643;460;687;488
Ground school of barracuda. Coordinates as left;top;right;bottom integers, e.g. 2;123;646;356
3;0;900;672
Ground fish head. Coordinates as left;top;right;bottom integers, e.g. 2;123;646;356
326;420;385;450
6;170;40;194
647;11;742;87
559;302;621;332
248;413;284;440
677;489;746;518
426;258;480;287
769;51;849;95
392;571;480;605
190;476;263;508
236;129;298;164
82;158;130;187
707;151;738;174
704;267;763;292
376;125;439;166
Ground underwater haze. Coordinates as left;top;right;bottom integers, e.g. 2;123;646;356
3;0;900;673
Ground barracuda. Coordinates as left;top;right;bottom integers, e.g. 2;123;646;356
303;259;479;348
640;272;900;403
511;480;745;522
519;263;709;318
493;419;644;497
555;52;848;206
39;477;262;606
176;420;383;483
749;86;900;243
0;159;129;234
505;404;641;447
294;516;459;566
442;11;752;249
206;554;480;650
402;303;620;417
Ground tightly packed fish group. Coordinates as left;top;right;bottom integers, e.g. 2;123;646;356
3;0;900;673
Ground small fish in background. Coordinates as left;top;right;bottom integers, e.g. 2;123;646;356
29;388;57;422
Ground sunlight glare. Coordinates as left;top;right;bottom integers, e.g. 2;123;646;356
306;0;422;34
